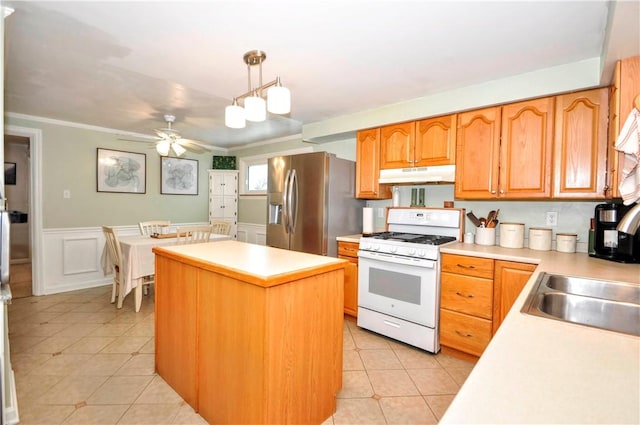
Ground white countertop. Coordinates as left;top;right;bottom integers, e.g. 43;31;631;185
439;243;640;424
154;240;347;287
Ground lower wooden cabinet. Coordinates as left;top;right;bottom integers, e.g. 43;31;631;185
440;253;535;358
338;241;359;317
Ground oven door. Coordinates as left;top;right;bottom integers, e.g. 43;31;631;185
358;250;439;327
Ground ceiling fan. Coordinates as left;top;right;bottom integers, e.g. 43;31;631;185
121;114;210;156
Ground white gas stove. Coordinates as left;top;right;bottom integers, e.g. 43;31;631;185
357;207;464;353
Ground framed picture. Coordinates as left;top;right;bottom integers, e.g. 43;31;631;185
4;162;16;185
161;157;198;195
96;148;146;193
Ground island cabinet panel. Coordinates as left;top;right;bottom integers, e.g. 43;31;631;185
154;246;344;425
154;257;198;407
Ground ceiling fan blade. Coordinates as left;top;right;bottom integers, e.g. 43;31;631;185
179;138;214;152
118;137;157;144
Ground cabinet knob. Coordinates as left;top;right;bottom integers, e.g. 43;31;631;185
499;189;505;194
455;330;474;338
490;190;497;194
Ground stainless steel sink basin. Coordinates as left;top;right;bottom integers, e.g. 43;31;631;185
522;273;640;336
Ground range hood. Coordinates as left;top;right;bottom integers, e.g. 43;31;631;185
379;165;456;184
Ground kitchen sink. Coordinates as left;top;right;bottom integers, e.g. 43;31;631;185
522;273;640;336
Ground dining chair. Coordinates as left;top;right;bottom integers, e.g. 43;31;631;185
210;220;231;235
176;225;213;245
139;220;171;236
102;226;124;305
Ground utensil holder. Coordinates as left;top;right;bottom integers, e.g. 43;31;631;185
475;227;496;246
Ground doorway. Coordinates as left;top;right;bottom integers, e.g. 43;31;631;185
4;135;31;298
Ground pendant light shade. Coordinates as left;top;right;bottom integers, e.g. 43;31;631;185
172;142;186;157
267;77;291;114
156;139;170;156
225;99;246;129
224;50;291;128
245;92;266;122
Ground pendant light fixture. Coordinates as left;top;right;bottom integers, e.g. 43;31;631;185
224;50;291;129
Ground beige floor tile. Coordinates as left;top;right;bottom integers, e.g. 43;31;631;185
359;349;402;370
16;401;75;425
17;311;65;324
63;404;129;424
9;322;69;337
170;402;208;425
135;376;183;404
9;335;48;353
351;330;392;350
379;395;438;424
56;323;103;337
321;415;335;425
446;367;473;385
26;334;84;354
367;369;420;396
343;328;356;350
424;394;456;420
342;350;364;371
90;323;136;337
407;368;460;395
101;336;152;354
394;347;442;369
435;352;475;369
332;398;386;425
49;311;104;324
30;353;93;376
43;302;82;313
139;338;155;354
87;375;154;404
117;403;182;424
123;322;155;337
64;336;117;354
73;353;132;376
16;373;64;402
39;374;109;405
337;370;374;399
71;302;113;313
11;352;52;375
114;353;156;376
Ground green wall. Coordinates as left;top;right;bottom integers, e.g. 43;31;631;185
7;115;224;228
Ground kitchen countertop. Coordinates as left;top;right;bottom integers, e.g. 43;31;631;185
154;240;347;288
336;234;362;244
439;243;640;424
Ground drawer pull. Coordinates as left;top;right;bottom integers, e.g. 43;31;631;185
455;330;474;338
455;291;474;299
383;320;401;329
456;263;476;269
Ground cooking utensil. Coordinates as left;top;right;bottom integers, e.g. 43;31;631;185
467;211;482;227
487;219;499;228
487;210;496;225
479;217;487;227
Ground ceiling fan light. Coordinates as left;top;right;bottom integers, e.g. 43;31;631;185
172;142;186;156
267;78;290;114
156;139;171;156
245;93;266;122
225;99;246;129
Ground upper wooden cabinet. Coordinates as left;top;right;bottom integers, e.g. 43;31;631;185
380;116;456;169
356;128;392;199
553;88;609;199
609;56;640;199
455;99;553;199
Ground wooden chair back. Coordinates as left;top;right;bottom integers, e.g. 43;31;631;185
211;221;231;235
176;225;213;245
102;226;123;304
139;220;171;236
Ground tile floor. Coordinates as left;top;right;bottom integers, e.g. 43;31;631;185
8;285;474;424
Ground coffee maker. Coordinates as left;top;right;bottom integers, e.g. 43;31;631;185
591;203;640;263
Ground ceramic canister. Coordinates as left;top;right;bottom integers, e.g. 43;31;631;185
529;227;552;251
556;233;578;253
499;222;525;248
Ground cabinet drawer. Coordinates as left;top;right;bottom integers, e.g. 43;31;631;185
441;273;493;319
440;309;492;357
441;254;494;279
338;242;359;258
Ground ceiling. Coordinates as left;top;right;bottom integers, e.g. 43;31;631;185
3;1;639;151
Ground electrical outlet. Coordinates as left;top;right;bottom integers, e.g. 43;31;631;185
63;190;71;199
377;208;385;218
545;211;558;226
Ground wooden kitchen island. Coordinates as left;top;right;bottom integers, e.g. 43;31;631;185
152;240;346;424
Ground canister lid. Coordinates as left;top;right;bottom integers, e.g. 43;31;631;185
556;233;577;236
529;227;552;231
500;222;524;226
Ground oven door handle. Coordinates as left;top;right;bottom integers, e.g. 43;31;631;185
358;250;436;268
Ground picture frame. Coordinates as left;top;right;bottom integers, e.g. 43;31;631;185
96;148;146;194
4;162;16;185
161;157;198;195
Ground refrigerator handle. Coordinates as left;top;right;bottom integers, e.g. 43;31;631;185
289;169;298;234
1;211;10;285
282;169;291;234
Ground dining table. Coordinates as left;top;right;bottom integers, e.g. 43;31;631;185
102;233;230;312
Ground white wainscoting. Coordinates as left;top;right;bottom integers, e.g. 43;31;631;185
39;222;267;296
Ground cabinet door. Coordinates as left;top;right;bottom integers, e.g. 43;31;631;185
356;129;392;199
553;88;609;199
380;122;415;169
500;98;554;198
210;196;236;219
338;241;359;317
414;115;456;167
211;173;237;196
492;260;536;334
455;107;501;199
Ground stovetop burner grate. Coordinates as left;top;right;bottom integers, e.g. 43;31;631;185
363;232;457;246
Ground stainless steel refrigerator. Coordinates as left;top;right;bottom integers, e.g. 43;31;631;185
267;152;364;257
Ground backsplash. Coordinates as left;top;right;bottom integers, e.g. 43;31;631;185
366;184;603;253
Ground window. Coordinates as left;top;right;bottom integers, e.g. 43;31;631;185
238;147;312;195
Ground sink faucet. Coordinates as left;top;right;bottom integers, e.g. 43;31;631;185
617;202;640;235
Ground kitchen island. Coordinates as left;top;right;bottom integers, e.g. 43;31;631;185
152;240;346;424
439;243;639;424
